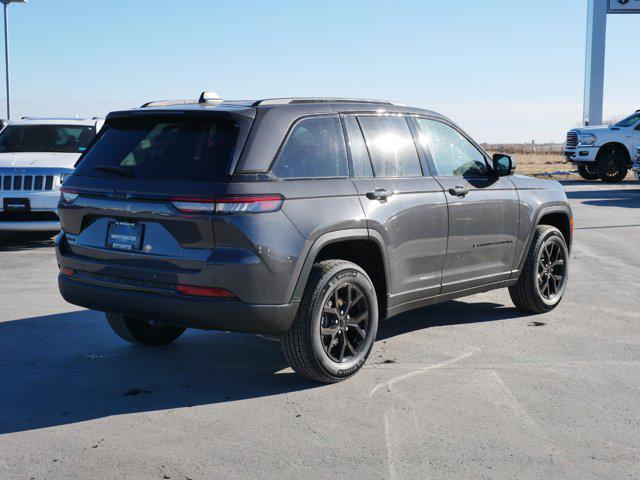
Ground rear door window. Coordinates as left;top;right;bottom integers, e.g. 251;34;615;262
272;115;348;179
74;115;240;182
357;115;422;177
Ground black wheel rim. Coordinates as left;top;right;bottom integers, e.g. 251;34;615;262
585;165;596;175
537;239;566;300
604;159;620;178
320;283;369;363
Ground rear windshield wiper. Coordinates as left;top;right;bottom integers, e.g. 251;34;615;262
92;165;134;177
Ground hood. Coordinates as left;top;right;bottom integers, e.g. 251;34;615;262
571;125;619;135
0;152;80;169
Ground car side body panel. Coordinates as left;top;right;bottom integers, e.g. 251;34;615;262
434;175;520;293
508;174;573;275
353;177;448;302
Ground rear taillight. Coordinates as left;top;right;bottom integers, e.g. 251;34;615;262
170;195;284;214
215;195;284;213
170;197;217;213
60;187;79;203
59;266;75;276
176;285;235;298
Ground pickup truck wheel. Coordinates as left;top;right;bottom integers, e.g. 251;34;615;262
509;225;569;314
596;149;628;183
281;260;378;383
106;313;186;346
577;164;599;180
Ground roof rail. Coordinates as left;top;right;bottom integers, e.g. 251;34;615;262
140;99;196;108
142;91;224;108
18;116;100;121
253;98;406;107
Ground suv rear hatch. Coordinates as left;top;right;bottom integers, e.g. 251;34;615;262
58;110;255;275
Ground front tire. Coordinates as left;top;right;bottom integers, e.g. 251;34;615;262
577;164;599;180
509;225;569;314
106;313;186;346
281;260;378;383
596;148;628;183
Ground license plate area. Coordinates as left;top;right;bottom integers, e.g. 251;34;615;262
106;221;144;251
3;197;30;212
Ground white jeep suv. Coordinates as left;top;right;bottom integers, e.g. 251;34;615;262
0;117;102;231
564;110;640;182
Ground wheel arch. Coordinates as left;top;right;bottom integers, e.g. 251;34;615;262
517;205;573;273
290;229;391;320
597;142;632;166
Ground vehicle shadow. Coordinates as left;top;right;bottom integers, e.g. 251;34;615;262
378;299;530;340
564;188;639;208
1;300;528;435
0;232;56;252
0;310;319;435
558;177;637;187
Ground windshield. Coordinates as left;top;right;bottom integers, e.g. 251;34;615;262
615;112;640;128
0;125;96;153
74;115;240;182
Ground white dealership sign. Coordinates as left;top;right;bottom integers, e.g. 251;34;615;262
584;0;639;125
608;0;640;13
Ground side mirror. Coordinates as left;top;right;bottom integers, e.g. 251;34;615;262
492;153;515;176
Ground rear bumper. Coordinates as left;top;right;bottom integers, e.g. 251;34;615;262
0;220;60;231
58;274;299;334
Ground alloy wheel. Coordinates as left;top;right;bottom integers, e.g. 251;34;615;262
320;283;369;363
537;239;566;300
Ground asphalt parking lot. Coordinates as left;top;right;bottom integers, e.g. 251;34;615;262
1;179;639;480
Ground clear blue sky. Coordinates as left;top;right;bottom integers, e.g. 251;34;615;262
4;0;639;142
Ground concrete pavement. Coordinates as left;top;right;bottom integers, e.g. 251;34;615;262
1;179;639;480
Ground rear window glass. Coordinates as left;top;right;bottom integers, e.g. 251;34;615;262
74;116;239;182
0;125;95;153
272;116;348;179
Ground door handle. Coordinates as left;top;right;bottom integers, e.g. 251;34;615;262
448;185;469;197
366;188;392;200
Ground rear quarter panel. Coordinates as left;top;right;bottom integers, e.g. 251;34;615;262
223;178;366;302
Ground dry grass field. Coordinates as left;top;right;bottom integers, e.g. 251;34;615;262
482;144;573;178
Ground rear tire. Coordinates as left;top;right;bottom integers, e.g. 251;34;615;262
281;260;378;383
596;148;628;183
577;164;599;180
106;313;186;346
509;225;569;314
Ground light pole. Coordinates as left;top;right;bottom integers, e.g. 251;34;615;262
1;0;26;120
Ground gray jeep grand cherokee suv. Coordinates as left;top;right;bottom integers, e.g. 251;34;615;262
56;94;572;383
